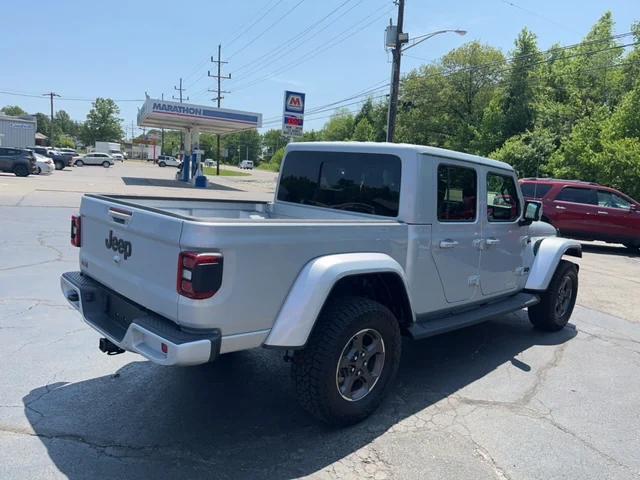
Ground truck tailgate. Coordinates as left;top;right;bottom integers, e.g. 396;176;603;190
79;196;183;322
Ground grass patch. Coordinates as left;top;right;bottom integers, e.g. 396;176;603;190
203;166;251;177
257;162;280;172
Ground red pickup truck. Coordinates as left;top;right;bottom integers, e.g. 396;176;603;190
520;178;640;251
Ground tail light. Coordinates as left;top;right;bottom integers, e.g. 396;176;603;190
177;252;223;299
70;215;81;247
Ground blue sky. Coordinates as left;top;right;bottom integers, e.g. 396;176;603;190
0;0;636;137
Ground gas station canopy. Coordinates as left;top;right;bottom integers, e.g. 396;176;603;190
137;98;262;134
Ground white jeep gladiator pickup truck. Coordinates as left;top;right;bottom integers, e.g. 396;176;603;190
61;142;581;425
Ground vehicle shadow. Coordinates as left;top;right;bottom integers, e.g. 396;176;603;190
23;312;576;479
580;242;639;258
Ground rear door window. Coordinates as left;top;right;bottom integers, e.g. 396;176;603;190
437;164;477;222
520;182;552;199
487;172;520;222
556;187;597;205
277;151;401;217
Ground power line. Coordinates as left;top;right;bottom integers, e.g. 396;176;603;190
231;0;357;75
232;4;394;91
227;0;307;60
180;0;284;88
226;0;286;48
232;3;390;89
0;90;144;102
499;0;581;35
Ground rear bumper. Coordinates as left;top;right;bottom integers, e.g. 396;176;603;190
60;271;221;366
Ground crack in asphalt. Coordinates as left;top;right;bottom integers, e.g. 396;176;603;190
0;232;67;272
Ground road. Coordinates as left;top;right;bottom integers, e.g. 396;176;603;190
0;163;639;479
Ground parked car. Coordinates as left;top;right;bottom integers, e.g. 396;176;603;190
239;160;254;169
34;152;55;175
57;148;78;156
0;147;37;176
27;146;71;170
520;178;640;251
111;152;124;162
157;155;181;167
61;142;581;425
75;152;114;167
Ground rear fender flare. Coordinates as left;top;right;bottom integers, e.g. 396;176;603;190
525;237;581;291
264;253;413;348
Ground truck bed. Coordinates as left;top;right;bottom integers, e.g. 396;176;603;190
77;194;407;344
89;194;401;223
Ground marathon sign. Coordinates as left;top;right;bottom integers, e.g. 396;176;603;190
152;102;203;117
283;91;305;137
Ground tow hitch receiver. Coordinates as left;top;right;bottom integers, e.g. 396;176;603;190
99;338;125;355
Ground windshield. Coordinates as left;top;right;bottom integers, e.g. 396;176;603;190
277;150;401;217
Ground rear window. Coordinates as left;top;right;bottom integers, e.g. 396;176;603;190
520;182;552;199
277;151;401;217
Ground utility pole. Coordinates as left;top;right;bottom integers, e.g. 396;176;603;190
173;79;189;155
386;0;406;143
208;44;231;175
172;78;188;103
42;92;60;146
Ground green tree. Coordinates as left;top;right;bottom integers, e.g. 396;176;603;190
502;28;543;139
547;105;609;182
396;42;505;152
79;98;124;146
351;118;375;141
322;109;355;140
221;129;261;165
261;129;288;157
55;110;79;138
35;113;51;136
622;21;640;91
567;12;625;112
491;128;556;177
57;135;76;148
1;105;27;116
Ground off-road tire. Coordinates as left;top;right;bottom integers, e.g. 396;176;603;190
75;160;84;167
102;161;110;168
291;296;401;426
13;164;29;177
528;260;578;331
159;161;166;167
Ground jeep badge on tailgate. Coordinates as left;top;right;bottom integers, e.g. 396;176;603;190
105;230;132;260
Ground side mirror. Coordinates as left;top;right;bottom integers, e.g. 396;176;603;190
630;204;638;213
520;200;543;226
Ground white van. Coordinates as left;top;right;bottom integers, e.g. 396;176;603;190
239;160;254;170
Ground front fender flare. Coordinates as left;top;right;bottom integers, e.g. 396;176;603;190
264;253;412;348
525;237;581;291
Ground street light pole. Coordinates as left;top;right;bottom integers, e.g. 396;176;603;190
385;8;467;143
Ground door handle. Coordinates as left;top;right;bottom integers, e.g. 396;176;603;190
439;239;459;249
555;206;566;210
597;211;608;215
485;238;501;246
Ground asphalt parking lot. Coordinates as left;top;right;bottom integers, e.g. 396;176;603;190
1;162;639;479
